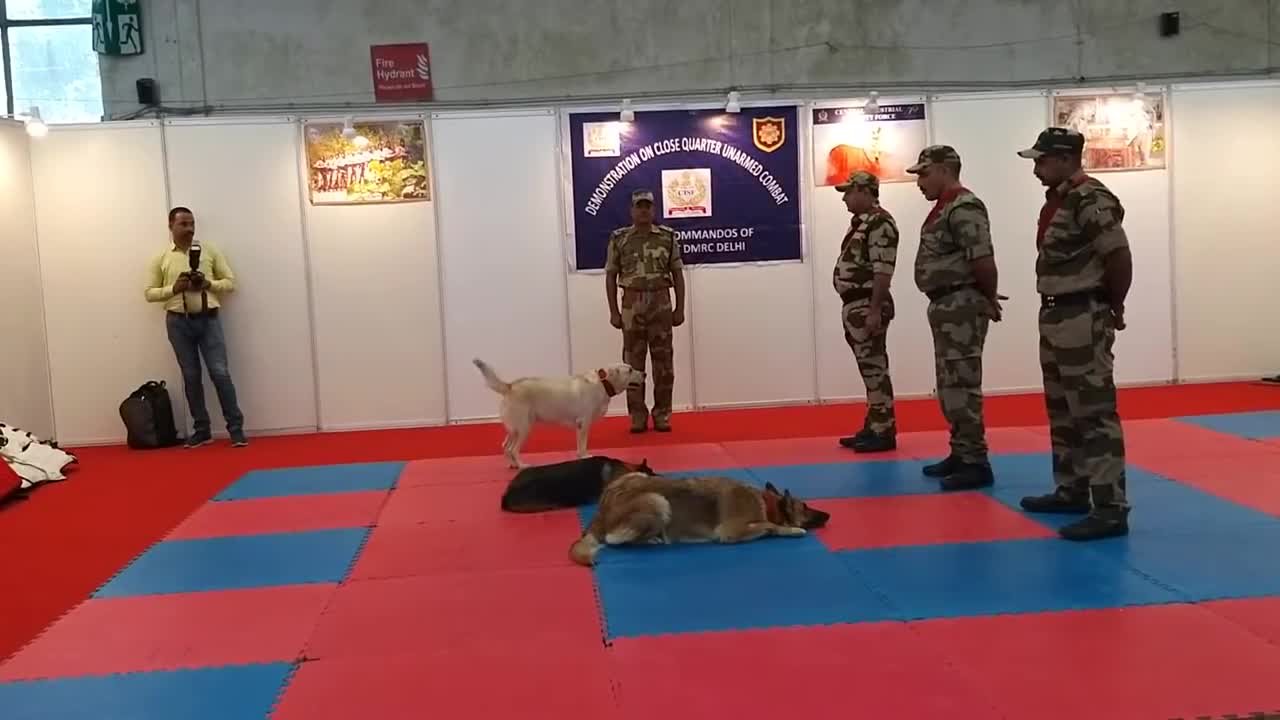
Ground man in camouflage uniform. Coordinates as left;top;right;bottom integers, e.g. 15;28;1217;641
1016;127;1133;541
604;189;686;433
906;145;1004;490
832;170;899;453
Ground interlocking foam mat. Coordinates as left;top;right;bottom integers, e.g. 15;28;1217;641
3;413;1280;719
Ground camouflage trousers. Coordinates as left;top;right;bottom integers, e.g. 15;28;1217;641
842;300;896;436
1039;297;1128;507
620;287;675;425
926;287;990;464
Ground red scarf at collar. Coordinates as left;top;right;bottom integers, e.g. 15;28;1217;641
924;185;969;227
596;368;619;397
1036;172;1090;248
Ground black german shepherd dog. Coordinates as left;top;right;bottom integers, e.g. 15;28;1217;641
500;456;657;513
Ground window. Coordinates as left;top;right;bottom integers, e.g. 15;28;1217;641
2;0;103;123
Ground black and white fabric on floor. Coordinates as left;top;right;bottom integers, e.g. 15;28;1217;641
1;423;78;501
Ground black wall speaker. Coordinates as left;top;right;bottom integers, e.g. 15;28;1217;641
1159;12;1181;37
136;78;158;106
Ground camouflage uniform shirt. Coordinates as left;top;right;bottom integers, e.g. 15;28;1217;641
1035;173;1129;296
833;206;899;304
914;187;995;294
605;224;684;290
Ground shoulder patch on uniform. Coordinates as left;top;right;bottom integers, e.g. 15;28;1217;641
656;224;677;235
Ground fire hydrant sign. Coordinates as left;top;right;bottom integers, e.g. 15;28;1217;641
370;43;433;103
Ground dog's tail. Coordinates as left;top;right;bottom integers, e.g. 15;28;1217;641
472;358;511;394
569;514;606;567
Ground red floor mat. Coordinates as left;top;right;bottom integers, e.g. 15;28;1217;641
606;622;1006;719
814;494;1057;550
274;644;619;720
0;584;334;681
909;604;1280;720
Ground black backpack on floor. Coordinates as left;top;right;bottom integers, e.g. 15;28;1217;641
119;381;181;449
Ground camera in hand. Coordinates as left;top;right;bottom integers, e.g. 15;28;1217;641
182;242;206;290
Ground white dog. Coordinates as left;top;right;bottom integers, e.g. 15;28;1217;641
473;358;646;468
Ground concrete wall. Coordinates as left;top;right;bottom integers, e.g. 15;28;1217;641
99;0;1278;118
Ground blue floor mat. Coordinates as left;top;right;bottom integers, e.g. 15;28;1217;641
746;458;937;499
591;535;898;638
0;662;294;720
1174;410;1280;440
213;461;406;501
93;528;369;598
1089;522;1280;601
984;465;1280;533
837;537;1182;620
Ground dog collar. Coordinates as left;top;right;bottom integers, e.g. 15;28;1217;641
596;368;619;397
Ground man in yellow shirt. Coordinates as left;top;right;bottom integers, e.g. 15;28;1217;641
144;206;247;448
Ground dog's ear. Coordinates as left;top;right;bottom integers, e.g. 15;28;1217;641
783;488;793;499
764;481;779;494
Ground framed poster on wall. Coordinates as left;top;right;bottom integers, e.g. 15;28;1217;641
1052;92;1167;172
566;105;803;271
811;102;928;186
302;119;432;205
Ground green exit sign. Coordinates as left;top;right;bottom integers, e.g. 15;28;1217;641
91;0;144;56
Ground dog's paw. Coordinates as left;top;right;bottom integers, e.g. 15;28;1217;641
777;526;807;537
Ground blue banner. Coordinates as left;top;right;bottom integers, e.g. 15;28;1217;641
567;106;803;270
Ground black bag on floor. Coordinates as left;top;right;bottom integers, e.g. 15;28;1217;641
119;380;181;449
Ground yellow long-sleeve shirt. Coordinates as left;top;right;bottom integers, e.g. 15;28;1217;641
144;240;236;313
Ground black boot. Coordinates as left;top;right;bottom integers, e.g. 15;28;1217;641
922;455;958;478
1019;487;1091;514
852;432;896;453
838;428;874;449
939;462;994;491
1059;505;1129;541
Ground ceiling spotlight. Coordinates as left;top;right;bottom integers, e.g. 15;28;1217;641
25;106;48;138
725;90;741;113
863;91;880;115
620;99;635;122
341;116;358;139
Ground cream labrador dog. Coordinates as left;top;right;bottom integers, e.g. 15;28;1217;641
473;358;646;468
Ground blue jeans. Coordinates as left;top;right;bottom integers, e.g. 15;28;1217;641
165;311;244;437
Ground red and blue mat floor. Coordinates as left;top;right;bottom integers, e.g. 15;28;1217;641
3;410;1280;719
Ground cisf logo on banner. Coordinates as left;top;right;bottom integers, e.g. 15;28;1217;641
662;168;713;218
370;43;433;103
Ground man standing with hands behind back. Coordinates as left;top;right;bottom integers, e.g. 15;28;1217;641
1016;127;1133;541
144;206;248;448
906;145;1004;491
832;170;899;453
605;189;686;433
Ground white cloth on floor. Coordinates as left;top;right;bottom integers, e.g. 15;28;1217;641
0;423;78;490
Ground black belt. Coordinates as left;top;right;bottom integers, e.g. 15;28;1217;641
1040;289;1105;308
925;284;975;302
839;287;874;304
169;308;218;318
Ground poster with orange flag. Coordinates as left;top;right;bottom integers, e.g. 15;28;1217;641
811;103;928;187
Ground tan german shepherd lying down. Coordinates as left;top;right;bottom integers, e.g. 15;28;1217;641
569;473;830;567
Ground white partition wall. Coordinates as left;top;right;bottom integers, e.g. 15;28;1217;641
162;117;319;435
1048;89;1174;385
1170;80;1280;381
811;94;937;401
302;115;447;431
432;109;571;422
0;120;54;439
29;122;184;445
17;80;1278;445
